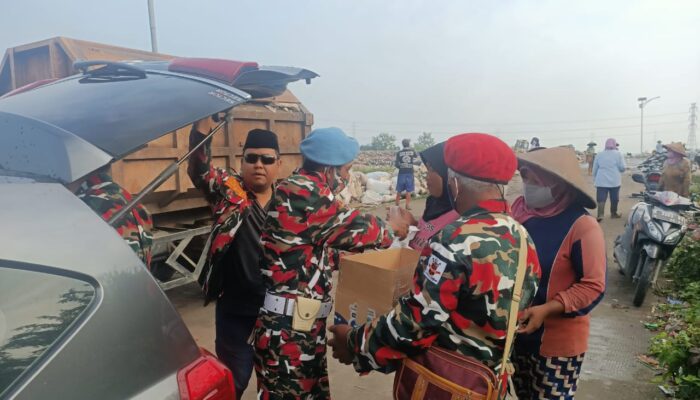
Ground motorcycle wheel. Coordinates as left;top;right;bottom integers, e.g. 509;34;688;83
633;254;656;307
623;247;638;281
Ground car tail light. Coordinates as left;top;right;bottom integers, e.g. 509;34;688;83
648;173;661;183
177;349;235;400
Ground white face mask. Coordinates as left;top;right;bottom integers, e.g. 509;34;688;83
523;183;555;209
325;167;348;195
448;176;460;209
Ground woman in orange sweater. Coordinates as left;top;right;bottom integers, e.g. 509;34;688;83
511;147;607;399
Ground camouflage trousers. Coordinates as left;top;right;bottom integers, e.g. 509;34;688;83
253;309;330;400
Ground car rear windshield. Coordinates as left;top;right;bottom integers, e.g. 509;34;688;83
0;267;95;396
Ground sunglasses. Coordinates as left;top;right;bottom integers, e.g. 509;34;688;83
244;153;278;165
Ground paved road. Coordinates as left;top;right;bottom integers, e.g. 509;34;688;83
168;168;664;399
574;172;662;400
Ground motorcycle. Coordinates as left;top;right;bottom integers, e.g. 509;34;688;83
613;190;694;306
631;171;662;193
634;152;665;192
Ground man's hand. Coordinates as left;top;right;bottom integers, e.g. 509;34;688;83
517;300;565;334
389;217;410;240
328;325;354;365
397;207;417;226
387;207;415;240
386;206;416;226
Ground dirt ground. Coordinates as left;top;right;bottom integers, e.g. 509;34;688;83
167;167;665;400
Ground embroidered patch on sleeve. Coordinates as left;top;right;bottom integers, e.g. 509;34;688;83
225;178;248;200
424;255;447;284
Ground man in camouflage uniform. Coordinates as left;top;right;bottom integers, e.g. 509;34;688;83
69;168;153;267
329;133;541;382
188;114;282;399
253;127;409;399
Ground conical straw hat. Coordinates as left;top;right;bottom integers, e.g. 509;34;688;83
517;147;597;209
663;142;687;157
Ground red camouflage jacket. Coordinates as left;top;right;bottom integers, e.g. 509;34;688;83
188;128;259;301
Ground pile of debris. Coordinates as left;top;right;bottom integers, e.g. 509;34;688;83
338;150;429;206
354;150;396;168
341;165;428;206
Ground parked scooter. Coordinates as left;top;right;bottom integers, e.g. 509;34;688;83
634;151;665;192
631;171;662;193
614;190;694;306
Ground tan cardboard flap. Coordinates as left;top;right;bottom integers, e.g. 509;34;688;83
335;248;421;327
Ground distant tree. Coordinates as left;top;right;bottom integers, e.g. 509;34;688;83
369;132;399;151
415;132;436;152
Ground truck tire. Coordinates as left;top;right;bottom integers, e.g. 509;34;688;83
633;255;656;307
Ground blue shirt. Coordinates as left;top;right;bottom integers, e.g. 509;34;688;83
593;150;625;188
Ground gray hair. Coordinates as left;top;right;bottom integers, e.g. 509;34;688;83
447;168;507;195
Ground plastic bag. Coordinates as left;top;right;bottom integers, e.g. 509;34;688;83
390;226;419;248
361;190;384;205
366;171;391;180
366;178;392;195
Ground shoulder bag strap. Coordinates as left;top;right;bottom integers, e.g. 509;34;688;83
496;224;529;395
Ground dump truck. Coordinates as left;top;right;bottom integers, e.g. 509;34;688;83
0;37;315;289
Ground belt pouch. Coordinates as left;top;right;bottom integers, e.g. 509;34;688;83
292;296;322;332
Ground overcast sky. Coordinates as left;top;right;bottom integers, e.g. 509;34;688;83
1;0;698;152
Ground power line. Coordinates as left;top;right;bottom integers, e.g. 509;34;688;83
433;130;673;141
315;111;687;128
479;121;685;136
333;119;687;136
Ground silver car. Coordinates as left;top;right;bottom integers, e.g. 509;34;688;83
0;58;316;399
0;173;234;400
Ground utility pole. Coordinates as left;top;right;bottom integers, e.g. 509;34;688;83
689;103;698;152
638;96;660;154
147;0;158;53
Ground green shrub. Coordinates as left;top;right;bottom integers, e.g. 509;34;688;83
690;175;700;203
650;327;700;374
649;239;700;399
666;237;700;290
676;374;700;399
649;313;700;398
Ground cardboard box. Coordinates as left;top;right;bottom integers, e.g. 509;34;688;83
334;248;421;327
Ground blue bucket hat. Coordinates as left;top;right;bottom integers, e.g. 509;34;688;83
300;127;359;166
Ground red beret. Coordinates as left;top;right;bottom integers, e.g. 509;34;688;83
444;133;516;184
